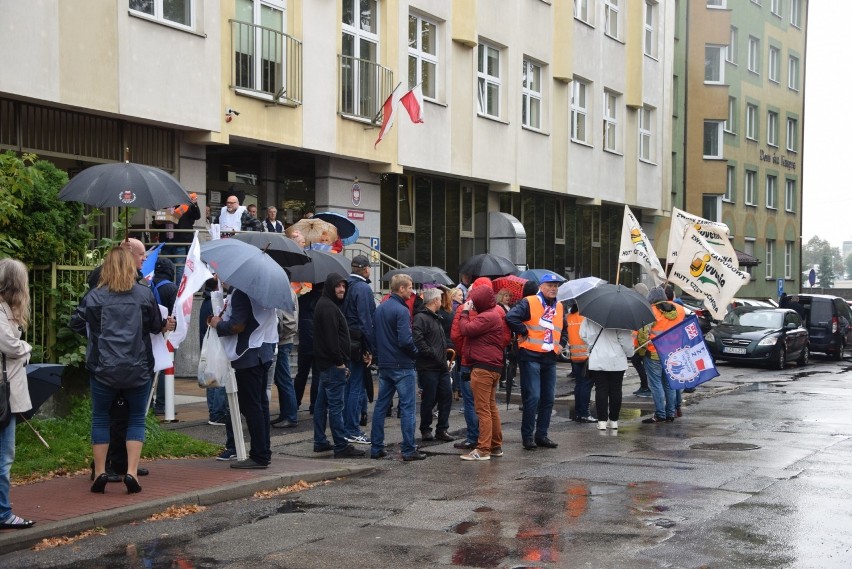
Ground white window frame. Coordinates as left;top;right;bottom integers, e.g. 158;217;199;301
727;26;738;64
725;165;735;202
767;111;779;147
521;58;542;130
725;96;737;134
571;79;590;144
575;0;593;25
788;56;800;91
790;0;802;27
745;170;757;205
639;105;653;162
603;90;619;152
707;0;726;8
786;118;798;152
129;0;195;30
748;36;760;74
766;239;775;280
771;0;782;17
703;120;724;159
408;13;438;101
768;46;780;83
604;0;620;41
785;241;793;279
342;0;380;118
705;45;725;84
477;42;501;119
785;178;796;212
643;1;657;58
746;104;758;140
744;237;756;278
766;174;778;209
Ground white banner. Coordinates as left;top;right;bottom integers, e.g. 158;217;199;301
170;231;214;350
668;227;750;320
666;207;739;268
618;205;666;286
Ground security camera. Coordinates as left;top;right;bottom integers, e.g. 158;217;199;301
226;107;240;116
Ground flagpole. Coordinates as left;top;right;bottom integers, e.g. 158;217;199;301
373;81;402;124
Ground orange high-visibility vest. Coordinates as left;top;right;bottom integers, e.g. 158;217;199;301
518;295;564;354
566;312;588;362
646;303;686;354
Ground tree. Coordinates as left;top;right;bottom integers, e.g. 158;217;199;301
803;235;843;277
846;253;852;281
819;253;835;288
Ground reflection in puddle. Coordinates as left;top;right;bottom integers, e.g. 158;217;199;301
454;521;479;534
451;542;511;568
57;537;220;569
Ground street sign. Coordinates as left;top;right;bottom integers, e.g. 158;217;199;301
370;237;380;251
777;278;784;297
808;268;816;288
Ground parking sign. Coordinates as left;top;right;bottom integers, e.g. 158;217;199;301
777;278;784;297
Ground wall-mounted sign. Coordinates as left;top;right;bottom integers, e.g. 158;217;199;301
352;182;361;206
347;209;365;221
759;149;797;171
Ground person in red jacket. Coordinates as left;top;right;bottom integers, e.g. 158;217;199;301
457;284;509;461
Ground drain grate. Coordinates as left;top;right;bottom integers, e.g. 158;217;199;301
690;443;761;451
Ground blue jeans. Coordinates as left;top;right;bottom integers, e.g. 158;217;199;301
343;360;367;438
645;356;676;419
371;368;417;457
519;358;557;440
90;379;149;444
273;344;297;423
313;366;349;453
572;361;594;419
0;414;16;521
459;366;479;444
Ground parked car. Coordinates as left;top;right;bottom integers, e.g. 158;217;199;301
794;294;852;360
678;295;713;332
729;298;778;309
704;307;809;369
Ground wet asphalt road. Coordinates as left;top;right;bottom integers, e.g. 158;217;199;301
4;357;852;568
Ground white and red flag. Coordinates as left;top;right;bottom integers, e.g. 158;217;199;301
170;231;214;349
374;84;402;148
400;84;424;124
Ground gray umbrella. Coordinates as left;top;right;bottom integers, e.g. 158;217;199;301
287;249;351;284
232;232;310;268
381;266;454;286
200;239;294;310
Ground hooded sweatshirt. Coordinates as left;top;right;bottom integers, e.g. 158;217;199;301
450;277;495;367
312;273;351;370
457;285;508;372
152;257;178;312
636;301;685;359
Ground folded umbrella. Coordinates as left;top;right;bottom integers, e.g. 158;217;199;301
22;364;64;420
232;232;310;268
557;277;607;302
287;249;351;284
200;239;294;310
575;283;655;330
313;212;360;246
382;266;454;286
459;253;519;279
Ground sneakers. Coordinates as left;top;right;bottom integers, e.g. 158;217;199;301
208;420;226;426
574;416;597;424
490;446;504;457
454;440;476;450
345;434;371;445
597;421;607;430
633;388;652;398
334;445;366;459
460;449;490;461
607;420;618;430
216;449;237;461
642;416;665;424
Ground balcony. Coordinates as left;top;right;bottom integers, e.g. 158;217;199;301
338;55;393;123
230;19;302;106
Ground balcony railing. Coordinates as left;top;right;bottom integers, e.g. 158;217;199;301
230;19;302;105
338;55;393;123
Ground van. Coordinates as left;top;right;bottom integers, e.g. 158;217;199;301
794;294;852;360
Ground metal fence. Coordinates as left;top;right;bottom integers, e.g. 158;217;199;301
230;19;303;105
338;55;394;122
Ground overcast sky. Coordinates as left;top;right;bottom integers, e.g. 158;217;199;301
802;1;851;248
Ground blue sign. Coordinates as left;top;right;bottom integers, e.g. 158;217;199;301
777;278;784;297
370;237;380;251
808;268;816;288
651;315;720;390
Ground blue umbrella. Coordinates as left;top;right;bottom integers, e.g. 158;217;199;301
200;239;294;310
518;269;565;285
313;212;360;245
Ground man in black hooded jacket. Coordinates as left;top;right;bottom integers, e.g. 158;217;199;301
312;273;364;458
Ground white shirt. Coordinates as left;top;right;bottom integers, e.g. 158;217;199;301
219;205;246;232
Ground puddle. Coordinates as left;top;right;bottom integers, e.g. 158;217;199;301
565;407;652;420
690;442;761;451
454;521;479;534
57;538;221;569
452;542;511;568
474;506;493;513
277;499;307;514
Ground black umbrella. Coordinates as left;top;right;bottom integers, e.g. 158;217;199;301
232;232;310;268
575;283;655;330
22;364;64;420
382;266;454;286
287;249;351;284
459;254;519;279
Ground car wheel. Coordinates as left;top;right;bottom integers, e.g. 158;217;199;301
796;345;809;367
833;341;845;361
771;345;786;370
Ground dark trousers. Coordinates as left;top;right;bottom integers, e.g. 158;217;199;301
631;352;648;390
294;351;319;412
592;370;625;422
106;394;129;474
226;362;272;465
418;368;452;434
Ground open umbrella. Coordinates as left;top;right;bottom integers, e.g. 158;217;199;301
22;364;63;420
492;275;529;304
288;218;338;247
575;283;655;330
287;249;351;284
382;266;454;286
232;232;310;268
200;239;294;310
518;269;564;285
313;212;360;246
459;253;519;279
557;277;607;302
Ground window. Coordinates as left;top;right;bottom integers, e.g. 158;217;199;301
644;2;656;58
744;238;756;277
788;56;800;90
786;118;798;151
767;111;778;146
785;178;796;212
705;45;725;84
342;0;381;118
408;14;438;100
771;0;782;16
604;0;620;40
746;104;758;140
748;36;760;74
766;240;775;279
745;170;757;205
785;241;793;279
703;121;723;159
768;47;780;82
477;42;501;118
233;0;293;99
522;59;542;129
727;26;738;63
725;96;737;133
707;0;726;7
725;165;735;202
603;90;618;151
130;0;193;28
639;106;653;162
766;174;777;209
790;0;801;26
575;0;592;24
703;194;721;222
571;79;589;143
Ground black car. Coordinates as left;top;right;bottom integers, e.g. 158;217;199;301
792;294;852;360
704;307;809;369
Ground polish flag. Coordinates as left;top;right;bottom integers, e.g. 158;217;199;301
400;84;424;124
374;84;402;148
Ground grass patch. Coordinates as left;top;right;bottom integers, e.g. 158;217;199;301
11;395;218;484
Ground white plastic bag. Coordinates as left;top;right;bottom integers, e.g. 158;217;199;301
198;327;231;388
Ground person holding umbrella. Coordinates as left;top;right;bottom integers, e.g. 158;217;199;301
567;301;596;424
0;258;35;529
579;315;634;431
